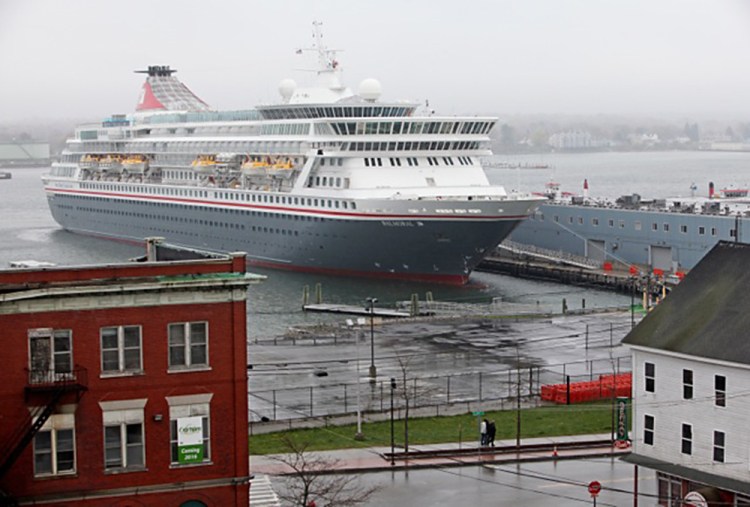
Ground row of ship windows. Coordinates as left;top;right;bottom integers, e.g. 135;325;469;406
342;140;483;152
329;120;493;136
60;195;341;225
260;105;413;119
74;140;306;156
76;208;334;243
70;138;480;162
64;204;349;242
364;156;474;167
536;213;736;238
77;182;358;210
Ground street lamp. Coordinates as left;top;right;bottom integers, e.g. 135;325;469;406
390;377;396;466
354;321;364;440
365;297;378;380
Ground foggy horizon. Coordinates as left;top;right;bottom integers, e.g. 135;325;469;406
2;0;749;123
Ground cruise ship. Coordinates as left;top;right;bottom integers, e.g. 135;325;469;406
43;23;541;284
508;181;750;274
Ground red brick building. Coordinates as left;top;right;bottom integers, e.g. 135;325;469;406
0;243;263;506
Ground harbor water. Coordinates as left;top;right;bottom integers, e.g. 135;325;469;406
3;150;749;339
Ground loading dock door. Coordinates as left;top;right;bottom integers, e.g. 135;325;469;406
586;240;606;263
650;245;672;271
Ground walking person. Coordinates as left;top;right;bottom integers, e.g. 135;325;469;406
480;418;488;446
487;420;496;447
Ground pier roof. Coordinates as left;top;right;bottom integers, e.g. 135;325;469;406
623;241;750;365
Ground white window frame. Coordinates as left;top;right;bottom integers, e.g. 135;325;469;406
713;430;725;463
643;414;654;446
100;399;147;472
682;369;693;399
644;362;655;393
33;412;76;477
100;325;143;375
167;394;213;466
168;321;209;370
715;374;727;407
28;328;73;383
681;423;692;455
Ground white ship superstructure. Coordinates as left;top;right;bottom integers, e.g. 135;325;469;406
43;23;541;284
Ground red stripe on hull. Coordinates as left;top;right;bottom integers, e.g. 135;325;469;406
246;259;470;285
45;187;529;221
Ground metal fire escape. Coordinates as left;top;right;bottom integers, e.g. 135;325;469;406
0;366;87;506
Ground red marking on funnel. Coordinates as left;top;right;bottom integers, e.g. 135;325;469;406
136;82;166;111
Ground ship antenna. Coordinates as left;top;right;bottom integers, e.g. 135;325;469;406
295;21;345;89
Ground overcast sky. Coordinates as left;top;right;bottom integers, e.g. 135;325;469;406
2;0;749;122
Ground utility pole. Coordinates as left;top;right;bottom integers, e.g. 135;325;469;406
366;297;377;380
354;326;363;440
390;377;396;466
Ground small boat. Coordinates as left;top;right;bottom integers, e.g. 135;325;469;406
99;155;124;174
0;171;11;180
122;154;149;174
191;154;218;173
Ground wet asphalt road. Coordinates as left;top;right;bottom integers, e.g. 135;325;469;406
249;310;639;422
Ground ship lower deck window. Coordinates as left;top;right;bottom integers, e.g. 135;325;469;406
592;218;599;226
652;223;658;231
699;226;705;235
711;227;717;236
663;223;669;232
680;225;687;234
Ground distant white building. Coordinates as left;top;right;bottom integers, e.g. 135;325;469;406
548;130;609;150
628;133;661;147
623;241;750;506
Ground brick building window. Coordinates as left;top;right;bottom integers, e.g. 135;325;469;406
101;325;142;374
167;394;212;466
28;328;72;383
643;414;654;445
644;362;655;392
681;423;692;455
682;369;693;399
99;399;147;472
715;375;726;407
713;431;725;463
33;413;75;476
168;322;208;369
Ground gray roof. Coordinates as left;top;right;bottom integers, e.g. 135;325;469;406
622;241;750;365
0;143;50;160
622;452;750;496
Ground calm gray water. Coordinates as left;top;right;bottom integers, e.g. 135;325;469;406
489;150;750;199
5;151;747;338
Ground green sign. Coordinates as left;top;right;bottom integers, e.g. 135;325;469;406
177;416;204;464
472;411;485;416
616;397;629;441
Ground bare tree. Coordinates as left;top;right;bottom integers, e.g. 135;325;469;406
394;354;440;453
271;435;377;507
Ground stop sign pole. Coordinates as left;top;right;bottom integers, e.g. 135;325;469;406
588;481;602;506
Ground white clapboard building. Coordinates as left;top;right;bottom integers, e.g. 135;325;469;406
623;241;750;506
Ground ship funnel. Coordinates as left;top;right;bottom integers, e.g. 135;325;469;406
709;181;715;199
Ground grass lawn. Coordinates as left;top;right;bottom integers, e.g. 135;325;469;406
249;401;626;455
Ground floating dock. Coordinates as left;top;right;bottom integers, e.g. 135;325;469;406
302;303;430;318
